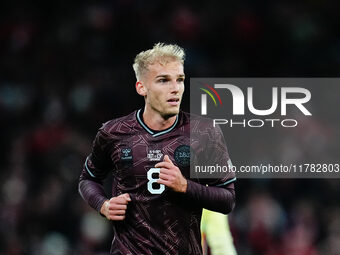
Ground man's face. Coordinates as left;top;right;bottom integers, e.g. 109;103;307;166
140;60;185;118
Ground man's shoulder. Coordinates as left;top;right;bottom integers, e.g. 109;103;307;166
179;111;205;123
180;111;226;143
180;111;214;128
99;110;138;135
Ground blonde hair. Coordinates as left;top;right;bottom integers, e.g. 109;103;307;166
133;43;185;80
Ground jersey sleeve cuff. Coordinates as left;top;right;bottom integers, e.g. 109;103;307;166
95;196;109;214
185;179;201;200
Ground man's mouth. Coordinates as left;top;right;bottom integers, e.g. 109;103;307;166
167;98;180;106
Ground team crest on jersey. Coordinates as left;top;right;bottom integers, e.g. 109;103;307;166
147;149;163;161
174;145;192;167
121;148;133;161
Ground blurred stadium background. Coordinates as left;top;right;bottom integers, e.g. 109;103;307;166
0;1;339;254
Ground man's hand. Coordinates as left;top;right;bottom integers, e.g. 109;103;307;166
100;193;131;221
155;155;187;193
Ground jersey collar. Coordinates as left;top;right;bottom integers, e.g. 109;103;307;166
136;109;179;137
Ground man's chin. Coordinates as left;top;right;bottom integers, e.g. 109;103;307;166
162;108;180;119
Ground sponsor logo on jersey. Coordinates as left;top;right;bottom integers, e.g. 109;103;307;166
147;149;163;161
121;148;133;161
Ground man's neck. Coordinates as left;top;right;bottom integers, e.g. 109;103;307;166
142;107;177;131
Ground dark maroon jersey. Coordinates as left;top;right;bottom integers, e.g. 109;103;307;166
79;109;236;255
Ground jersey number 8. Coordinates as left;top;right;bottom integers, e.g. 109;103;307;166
147;168;165;194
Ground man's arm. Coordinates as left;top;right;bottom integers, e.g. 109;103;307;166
78;128;131;220
78;166;109;213
156;155;235;214
185;179;235;214
187;122;236;214
78;128;113;213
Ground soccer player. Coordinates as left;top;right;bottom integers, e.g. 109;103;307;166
201;209;237;255
78;43;236;254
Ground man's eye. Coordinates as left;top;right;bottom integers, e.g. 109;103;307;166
158;79;168;83
177;78;184;82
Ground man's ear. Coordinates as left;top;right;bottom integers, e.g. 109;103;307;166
136;81;147;96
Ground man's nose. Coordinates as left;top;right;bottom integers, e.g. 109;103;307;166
170;80;179;93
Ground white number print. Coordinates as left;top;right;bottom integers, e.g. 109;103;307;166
147;168;165;194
